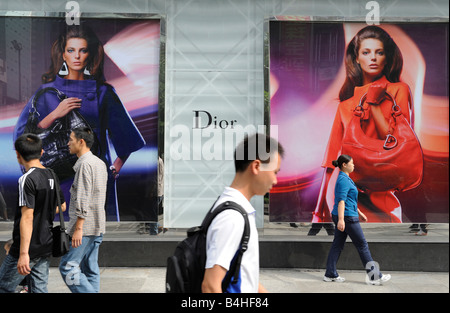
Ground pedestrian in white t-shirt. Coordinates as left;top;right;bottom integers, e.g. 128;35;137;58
202;133;284;293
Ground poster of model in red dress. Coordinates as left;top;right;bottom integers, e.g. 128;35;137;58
268;19;448;223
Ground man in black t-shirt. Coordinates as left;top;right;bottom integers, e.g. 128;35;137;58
0;134;65;293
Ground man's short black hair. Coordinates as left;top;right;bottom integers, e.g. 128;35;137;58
14;133;43;162
234;133;284;173
72;127;95;149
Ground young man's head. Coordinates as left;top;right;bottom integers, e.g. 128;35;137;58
234;133;284;196
68;127;95;156
14;133;43;164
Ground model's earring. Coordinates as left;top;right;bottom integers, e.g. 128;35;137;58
83;67;91;76
59;61;69;75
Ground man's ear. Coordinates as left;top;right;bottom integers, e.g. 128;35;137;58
16;151;23;165
250;159;261;175
41;149;44;156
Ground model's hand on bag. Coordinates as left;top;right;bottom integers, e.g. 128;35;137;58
37;97;82;129
53;97;82;119
366;82;387;105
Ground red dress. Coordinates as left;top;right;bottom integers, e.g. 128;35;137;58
313;76;413;223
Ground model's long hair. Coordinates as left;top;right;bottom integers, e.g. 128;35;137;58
42;24;105;83
339;26;403;102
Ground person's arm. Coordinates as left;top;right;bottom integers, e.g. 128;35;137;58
55;202;66;214
258;283;268;293
370;105;390;138
313;102;345;223
202;210;244;293
37;97;82;129
111;155;129;179
17;206;33;275
337;200;346;232
334;176;349;232
55;176;66;214
312;168;334;222
102;86;145;167
366;82;390;139
202;264;227;293
71;163;92;247
358;209;368;222
71;217;85;248
365;82;413;138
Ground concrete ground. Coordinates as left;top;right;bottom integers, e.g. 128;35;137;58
45;267;449;293
2;221;448;294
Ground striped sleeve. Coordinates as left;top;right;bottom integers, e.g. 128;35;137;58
18;168;36;208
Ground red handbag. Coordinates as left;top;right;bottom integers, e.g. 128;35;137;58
342;92;424;192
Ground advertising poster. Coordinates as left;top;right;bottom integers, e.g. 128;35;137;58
0;14;162;222
269;19;449;223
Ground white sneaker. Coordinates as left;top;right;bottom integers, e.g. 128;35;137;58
368;274;391;285
323;275;345;283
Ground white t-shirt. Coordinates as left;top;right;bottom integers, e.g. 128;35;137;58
205;187;259;293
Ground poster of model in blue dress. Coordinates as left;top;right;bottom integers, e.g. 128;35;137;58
0;15;162;222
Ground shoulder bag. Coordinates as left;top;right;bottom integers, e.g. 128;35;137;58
23;87;99;181
49;169;70;257
341;91;424;192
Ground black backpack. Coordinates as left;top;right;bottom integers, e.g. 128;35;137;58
165;200;250;293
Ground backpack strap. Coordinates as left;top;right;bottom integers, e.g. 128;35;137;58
201;200;250;292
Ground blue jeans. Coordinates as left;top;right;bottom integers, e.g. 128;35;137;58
0;254;50;293
59;235;103;293
325;215;382;279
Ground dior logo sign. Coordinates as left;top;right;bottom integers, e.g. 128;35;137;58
193;110;238;129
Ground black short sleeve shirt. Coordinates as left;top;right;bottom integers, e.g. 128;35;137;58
9;168;64;259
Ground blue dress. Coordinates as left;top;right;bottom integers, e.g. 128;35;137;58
14;76;146;221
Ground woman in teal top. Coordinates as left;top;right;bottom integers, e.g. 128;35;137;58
324;154;391;285
332;165;359;218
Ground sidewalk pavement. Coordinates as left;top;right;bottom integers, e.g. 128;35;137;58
46;267;448;293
